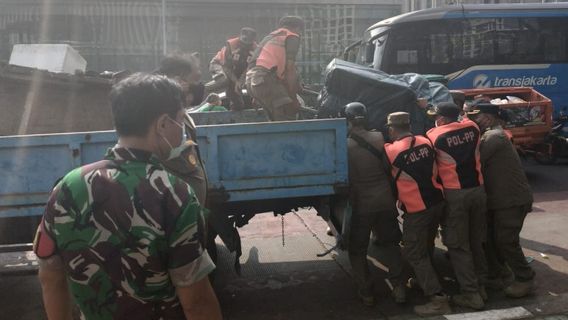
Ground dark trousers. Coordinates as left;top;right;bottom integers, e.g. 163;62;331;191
226;78;245;111
348;208;403;291
402;202;445;296
486;204;535;282
442;187;488;293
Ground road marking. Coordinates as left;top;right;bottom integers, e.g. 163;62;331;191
445;306;533;320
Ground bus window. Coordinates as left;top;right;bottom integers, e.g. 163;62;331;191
382;16;568;75
490;17;568;64
538;18;568;63
343;40;362;63
460;19;495;66
383;20;463;74
356;41;373;65
494;18;542;64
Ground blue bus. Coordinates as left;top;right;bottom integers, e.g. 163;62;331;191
345;3;568;116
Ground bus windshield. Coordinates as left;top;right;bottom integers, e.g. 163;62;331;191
358;26;389;68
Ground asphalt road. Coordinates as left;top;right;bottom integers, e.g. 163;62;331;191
1;159;567;320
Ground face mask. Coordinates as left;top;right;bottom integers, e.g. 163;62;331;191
161;116;186;160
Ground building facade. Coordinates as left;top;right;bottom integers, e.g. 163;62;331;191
0;0;401;82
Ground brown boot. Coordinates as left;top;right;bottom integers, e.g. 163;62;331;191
452;291;485;310
414;294;451;316
504;279;534;298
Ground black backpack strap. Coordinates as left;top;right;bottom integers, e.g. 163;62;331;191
393;135;417;183
349;133;384;160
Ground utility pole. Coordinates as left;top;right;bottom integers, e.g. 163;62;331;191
161;0;167;55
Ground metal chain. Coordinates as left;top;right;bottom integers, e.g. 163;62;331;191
281;215;285;247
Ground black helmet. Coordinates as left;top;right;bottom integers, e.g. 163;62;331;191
344;102;367;121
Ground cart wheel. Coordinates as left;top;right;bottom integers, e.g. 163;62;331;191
534;151;557;165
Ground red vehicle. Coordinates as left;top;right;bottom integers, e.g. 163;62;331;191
460;87;556;163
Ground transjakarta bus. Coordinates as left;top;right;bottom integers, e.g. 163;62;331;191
345;3;568;115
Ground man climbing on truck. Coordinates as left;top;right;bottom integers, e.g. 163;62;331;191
246;16;304;121
210;27;257;111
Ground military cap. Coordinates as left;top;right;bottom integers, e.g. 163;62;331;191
387;112;410;126
427;102;461;119
467;103;500;116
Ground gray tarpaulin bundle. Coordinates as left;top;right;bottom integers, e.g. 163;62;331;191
317;59;453;135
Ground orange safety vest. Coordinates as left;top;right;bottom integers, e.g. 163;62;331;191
385;135;444;213
426;118;484;190
213;37;257;67
253;28;299;79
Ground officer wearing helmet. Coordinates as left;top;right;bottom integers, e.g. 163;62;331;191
344;102;405;306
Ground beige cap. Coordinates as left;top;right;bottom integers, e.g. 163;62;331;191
387;112;410;126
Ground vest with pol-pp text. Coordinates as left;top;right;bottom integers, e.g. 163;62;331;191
385;135;444;213
426;118;483;190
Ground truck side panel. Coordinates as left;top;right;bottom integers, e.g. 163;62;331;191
0;131;116;219
0;119;348;219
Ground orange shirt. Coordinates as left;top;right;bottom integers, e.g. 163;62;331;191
254;28;299;79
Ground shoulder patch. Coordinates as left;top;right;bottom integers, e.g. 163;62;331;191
33;219;56;259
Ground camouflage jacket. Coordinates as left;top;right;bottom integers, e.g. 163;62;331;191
34;146;215;320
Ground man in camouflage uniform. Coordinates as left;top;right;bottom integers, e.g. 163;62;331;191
34;74;222;320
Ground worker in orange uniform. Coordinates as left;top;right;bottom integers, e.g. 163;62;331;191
246;16;304;121
426;102;488;310
209;27;257;111
384;112;450;316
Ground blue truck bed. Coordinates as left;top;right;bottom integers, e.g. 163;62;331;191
0;119;348;220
